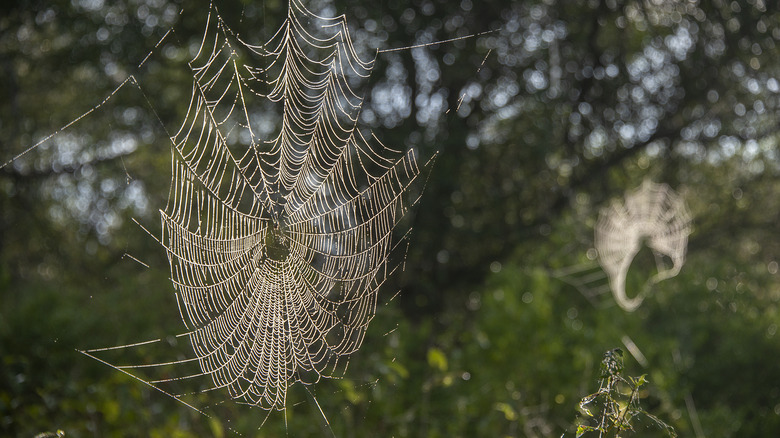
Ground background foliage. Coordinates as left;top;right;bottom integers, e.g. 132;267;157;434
2;0;780;436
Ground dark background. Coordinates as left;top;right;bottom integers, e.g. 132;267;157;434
2;0;780;436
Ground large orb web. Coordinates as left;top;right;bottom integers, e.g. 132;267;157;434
594;180;692;311
83;0;433;414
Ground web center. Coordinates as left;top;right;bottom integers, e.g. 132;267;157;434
264;226;291;262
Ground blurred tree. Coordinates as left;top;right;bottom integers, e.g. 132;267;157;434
354;0;780;321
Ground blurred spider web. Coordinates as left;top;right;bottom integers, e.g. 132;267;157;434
595;180;692;311
553;180;692;311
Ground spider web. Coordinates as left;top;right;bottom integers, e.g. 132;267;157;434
552;181;692;311
81;0;434;415
594;180;692;311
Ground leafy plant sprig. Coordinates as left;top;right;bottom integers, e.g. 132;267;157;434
573;349;676;438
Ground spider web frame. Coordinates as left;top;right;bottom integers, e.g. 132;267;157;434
70;0;439;428
0;0;499;431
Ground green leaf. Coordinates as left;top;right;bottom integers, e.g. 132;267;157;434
494;402;518;421
427;347;448;371
208;417;224;438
